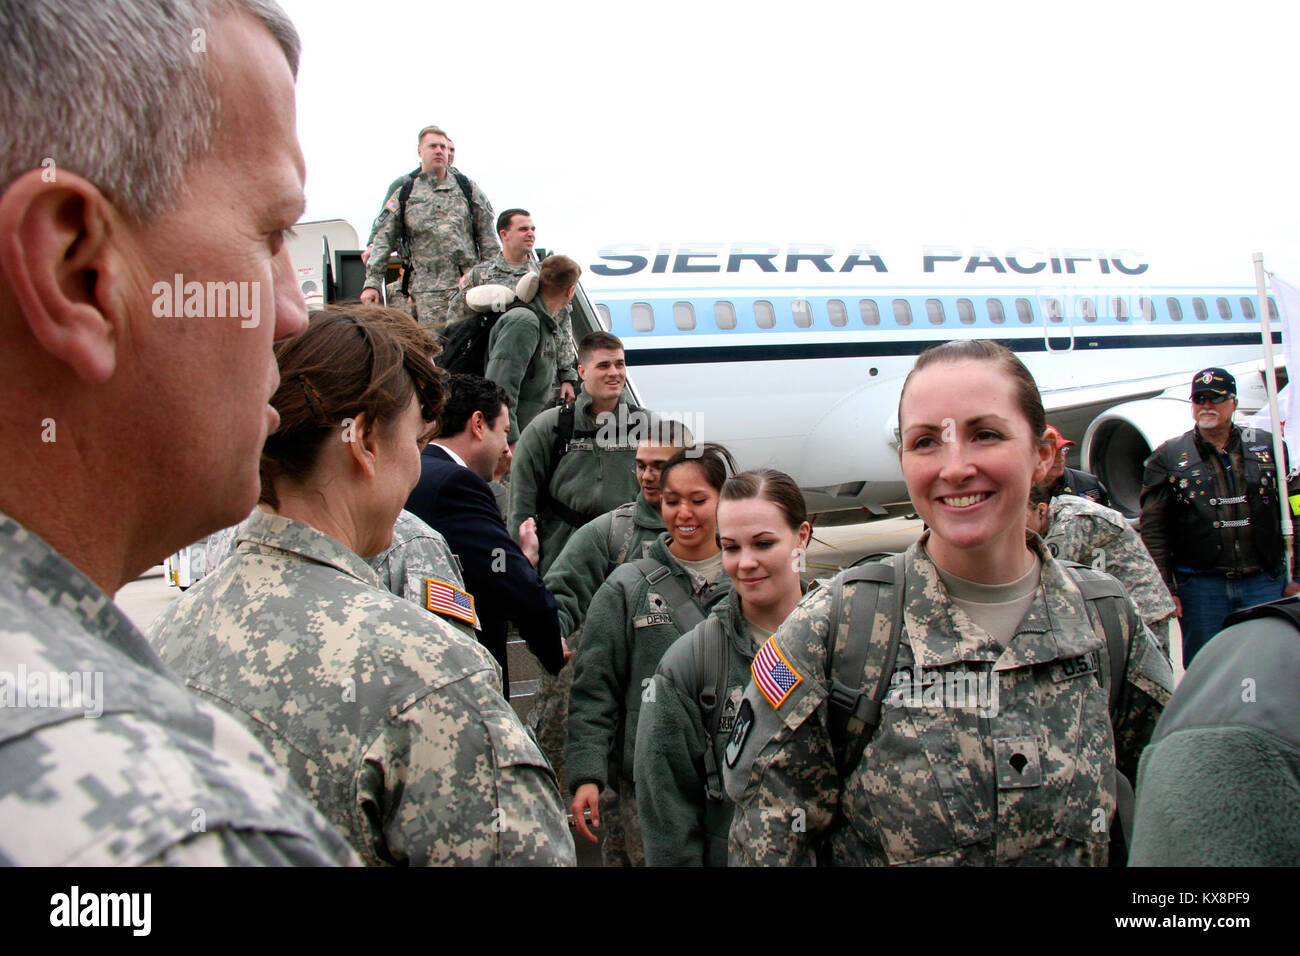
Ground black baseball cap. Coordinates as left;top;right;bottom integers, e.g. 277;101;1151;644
1191;368;1236;398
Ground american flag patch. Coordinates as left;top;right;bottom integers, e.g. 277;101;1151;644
425;578;477;628
752;637;802;709
385;198;399;213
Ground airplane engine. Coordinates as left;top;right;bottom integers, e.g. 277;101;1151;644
1081;397;1193;516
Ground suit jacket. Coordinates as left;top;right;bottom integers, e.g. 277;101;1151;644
406;445;564;690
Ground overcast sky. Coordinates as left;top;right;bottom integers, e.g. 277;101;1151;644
279;0;1300;285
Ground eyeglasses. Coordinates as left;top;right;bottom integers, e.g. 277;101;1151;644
1192;393;1233;406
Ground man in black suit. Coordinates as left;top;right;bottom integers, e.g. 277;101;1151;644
406;374;566;693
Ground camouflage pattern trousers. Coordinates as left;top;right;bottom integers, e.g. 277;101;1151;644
410;288;459;334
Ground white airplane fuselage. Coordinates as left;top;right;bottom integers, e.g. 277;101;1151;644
581;242;1286;516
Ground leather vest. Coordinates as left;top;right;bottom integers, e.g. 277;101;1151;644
1153;429;1283;572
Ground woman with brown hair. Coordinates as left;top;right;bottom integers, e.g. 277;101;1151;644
635;468;812;866
151;305;574;867
566;442;736;865
723;339;1174;866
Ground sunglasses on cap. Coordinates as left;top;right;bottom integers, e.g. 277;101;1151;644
1192;393;1233;406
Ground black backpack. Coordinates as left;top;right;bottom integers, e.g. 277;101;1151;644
394;167;480;295
436;296;525;376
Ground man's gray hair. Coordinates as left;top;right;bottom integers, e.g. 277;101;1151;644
0;0;300;222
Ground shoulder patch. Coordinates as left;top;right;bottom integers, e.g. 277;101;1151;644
725;698;754;767
425;578;477;628
385;197;398;213
752;637;803;709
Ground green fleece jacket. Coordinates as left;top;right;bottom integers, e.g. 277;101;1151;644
484;297;557;443
635;589;761;867
543;493;666;640
508;390;647;576
566;533;731;795
1130;613;1300;865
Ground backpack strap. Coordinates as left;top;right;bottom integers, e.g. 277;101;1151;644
538;403;603;528
452;170;480;261
825;557;906;778
1061;561;1135;860
606;502;639;568
691;615;730;800
1061;563;1128;718
633;557;707;634
396;167;420;295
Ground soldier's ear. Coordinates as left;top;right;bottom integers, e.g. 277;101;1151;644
0;169;122;383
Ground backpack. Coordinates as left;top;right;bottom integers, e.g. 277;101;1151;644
395;167;481;295
436;296;525;376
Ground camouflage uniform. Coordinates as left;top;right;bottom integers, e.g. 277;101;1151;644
485;297;560;444
724;534;1173;866
530;494;664;801
568;533;731;866
368;509;476;636
1041;495;1177;653
447;252;578;392
149;510;575;867
362;170;498;331
0;512;359;866
635;588;763;866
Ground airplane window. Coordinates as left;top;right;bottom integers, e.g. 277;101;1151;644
1015;298;1034;324
1240;297;1256;319
631;301;655;332
893;299;913;326
1166;297;1183;321
1078;297;1097;322
673;301;696;331
1217;297;1232;320
859;299;881;326
925;299;945;325
957;298;975;325
827;299;848;327
755;300;776;329
792;299;813;328
1193;298;1208;320
596;303;612;328
1045;298;1063;323
987;298;1005;324
1112;297;1129;322
1269;296;1278;319
1139;297;1155;322
714;301;737;330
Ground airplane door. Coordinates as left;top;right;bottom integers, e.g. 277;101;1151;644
1040;294;1073;351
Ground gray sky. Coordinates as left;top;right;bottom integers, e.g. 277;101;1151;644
280;0;1300;283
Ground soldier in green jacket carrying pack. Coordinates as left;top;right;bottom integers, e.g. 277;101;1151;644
508;331;653;575
636;469;812;866
484;255;581;444
567;444;736;865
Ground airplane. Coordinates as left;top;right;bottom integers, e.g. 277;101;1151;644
166;230;1289;593
292;229;1290;522
578;240;1289;520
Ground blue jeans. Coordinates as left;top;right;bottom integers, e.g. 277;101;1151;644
1175;568;1286;668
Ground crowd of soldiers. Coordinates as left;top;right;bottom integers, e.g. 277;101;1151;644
2;0;1297;869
